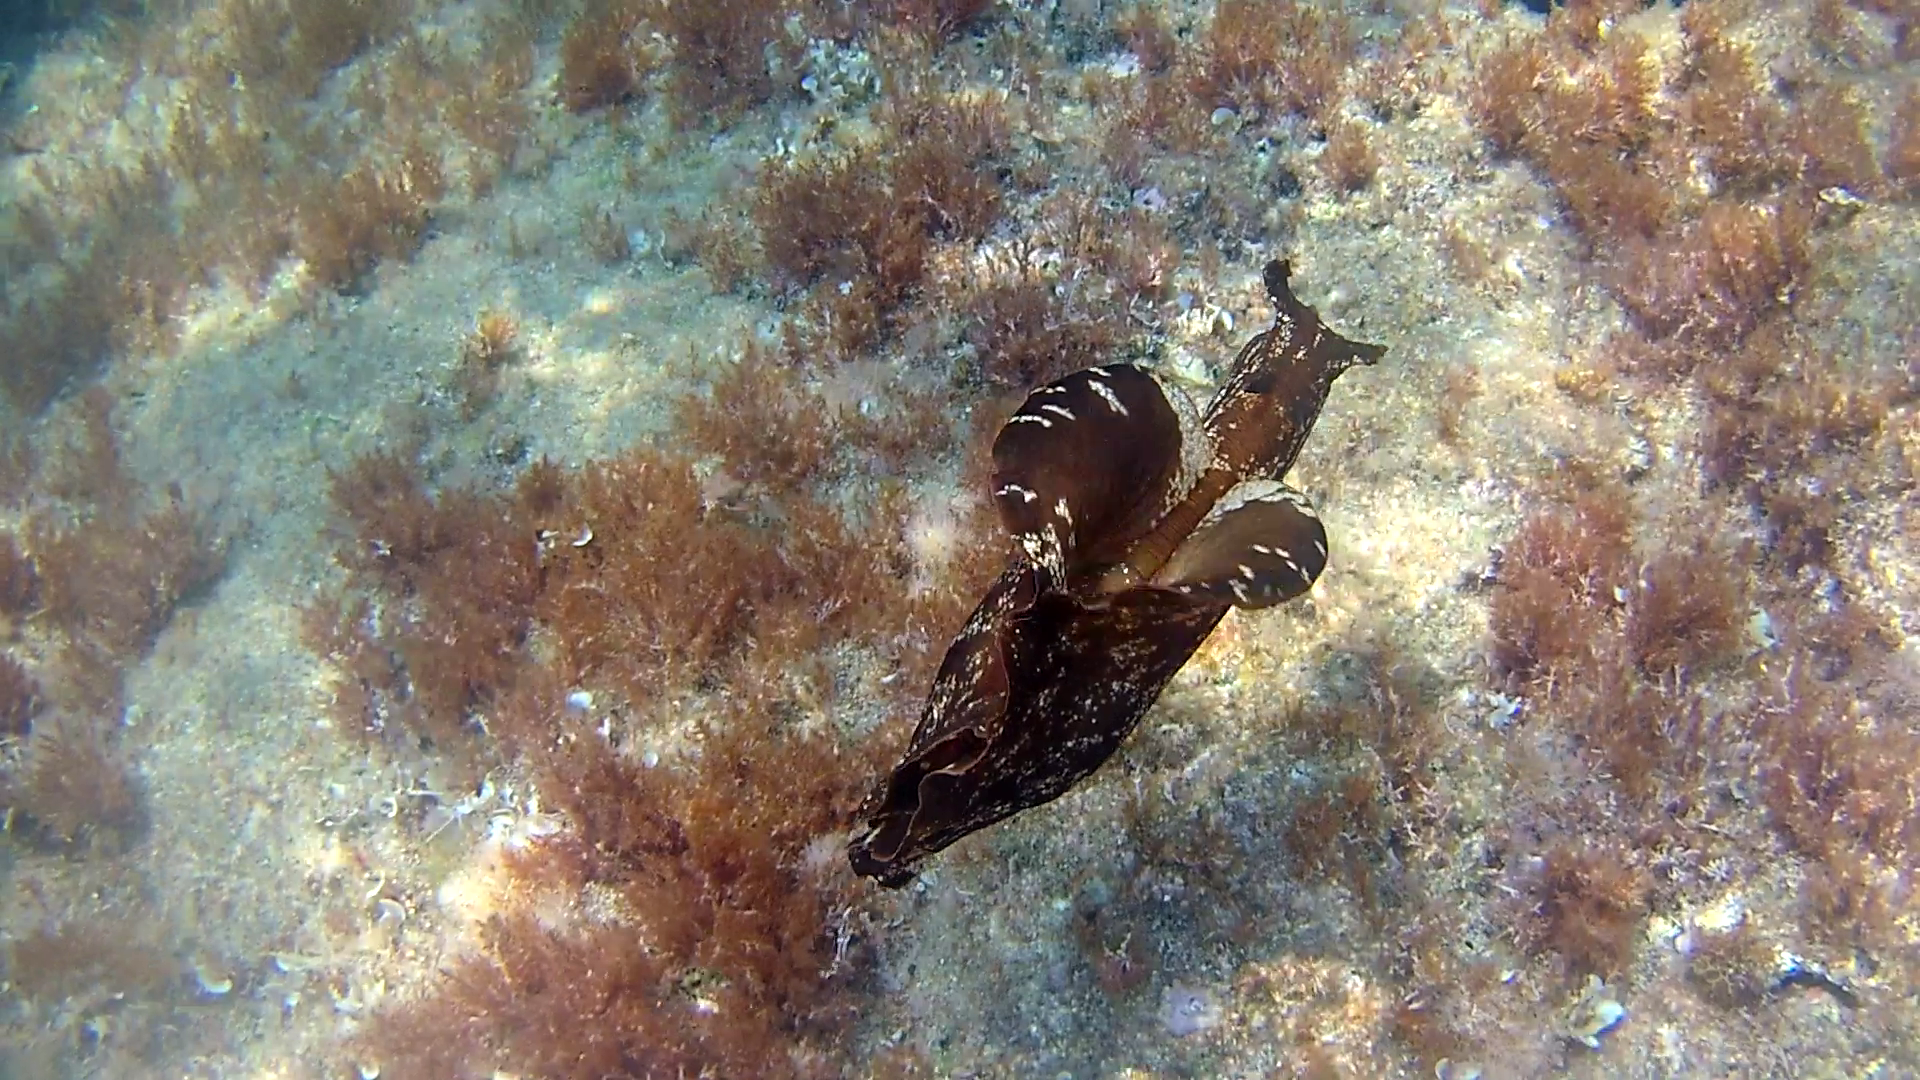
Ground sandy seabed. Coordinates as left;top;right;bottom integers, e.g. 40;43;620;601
1;1;1917;1077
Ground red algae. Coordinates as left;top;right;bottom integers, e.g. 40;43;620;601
0;0;1915;1076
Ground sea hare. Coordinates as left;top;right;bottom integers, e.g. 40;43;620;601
850;259;1385;887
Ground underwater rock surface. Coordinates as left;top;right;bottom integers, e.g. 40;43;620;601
0;1;1914;1077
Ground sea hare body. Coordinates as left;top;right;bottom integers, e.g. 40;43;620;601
850;260;1385;887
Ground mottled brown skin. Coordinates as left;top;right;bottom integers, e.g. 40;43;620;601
849;260;1384;887
1118;260;1385;587
851;565;1225;886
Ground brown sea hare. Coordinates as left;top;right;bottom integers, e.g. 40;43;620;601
850;259;1384;886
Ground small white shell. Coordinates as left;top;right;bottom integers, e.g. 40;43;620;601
1159;983;1222;1037
193;962;233;996
373;897;407;927
1580;1000;1626;1048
